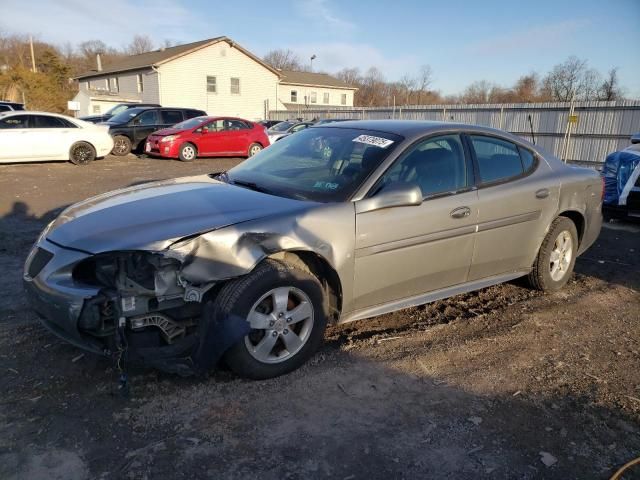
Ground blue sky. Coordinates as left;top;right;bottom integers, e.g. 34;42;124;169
2;0;639;97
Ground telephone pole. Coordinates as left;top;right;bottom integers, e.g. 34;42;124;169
29;36;37;73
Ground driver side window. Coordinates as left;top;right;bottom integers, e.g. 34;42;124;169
135;110;158;126
377;134;470;198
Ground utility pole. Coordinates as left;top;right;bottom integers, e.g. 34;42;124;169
29;36;37;73
310;54;316;72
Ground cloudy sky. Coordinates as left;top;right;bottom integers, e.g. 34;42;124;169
1;0;639;97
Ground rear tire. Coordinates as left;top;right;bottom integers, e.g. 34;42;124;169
247;143;263;157
178;143;197;162
528;217;578;292
69;142;96;165
217;259;328;380
112;135;132;156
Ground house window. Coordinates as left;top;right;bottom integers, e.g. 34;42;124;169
110;77;119;93
341;93;347;105
137;74;144;93
87;81;92;89
323;92;330;104
230;77;240;95
310;92;317;103
92;105;101;113
291;90;298;102
206;76;217;93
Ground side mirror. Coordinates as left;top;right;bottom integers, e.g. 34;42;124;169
631;133;640;144
356;182;423;214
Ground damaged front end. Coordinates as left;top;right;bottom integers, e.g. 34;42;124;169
25;241;243;376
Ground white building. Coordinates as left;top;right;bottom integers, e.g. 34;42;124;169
73;37;356;120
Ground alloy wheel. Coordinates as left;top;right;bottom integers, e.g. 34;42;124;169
244;286;314;364
549;230;573;281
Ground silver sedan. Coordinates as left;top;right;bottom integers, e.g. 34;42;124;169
24;121;602;379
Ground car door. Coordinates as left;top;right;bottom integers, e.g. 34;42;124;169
32;115;75;158
353;134;478;310
0;114;31;161
160;110;184;129
195;119;225;155
465;134;559;280
224;119;252;154
131;109;160;147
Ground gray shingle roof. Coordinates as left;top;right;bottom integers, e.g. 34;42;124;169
75;37;281;79
279;70;357;90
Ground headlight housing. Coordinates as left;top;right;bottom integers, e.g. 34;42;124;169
160;135;177;143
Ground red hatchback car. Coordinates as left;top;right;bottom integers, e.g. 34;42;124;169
145;116;270;161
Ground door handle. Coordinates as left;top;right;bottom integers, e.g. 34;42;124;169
450;206;471;219
535;188;550;199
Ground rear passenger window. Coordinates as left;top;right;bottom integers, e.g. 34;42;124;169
470;135;523;184
161;110;183;125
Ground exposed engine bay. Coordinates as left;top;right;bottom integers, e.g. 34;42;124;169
71;251;220;375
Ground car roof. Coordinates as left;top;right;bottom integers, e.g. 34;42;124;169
316;119;530;144
0;110;70;118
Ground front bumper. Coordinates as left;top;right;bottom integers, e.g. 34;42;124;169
23;240;108;355
144;137;177;158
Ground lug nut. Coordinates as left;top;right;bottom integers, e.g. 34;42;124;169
272;331;278;337
278;312;283;317
283;329;289;335
286;317;292;323
269;320;274;327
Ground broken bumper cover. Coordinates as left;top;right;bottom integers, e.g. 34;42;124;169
23;240;107;355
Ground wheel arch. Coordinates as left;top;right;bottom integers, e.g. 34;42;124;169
557;210;585;246
267;250;343;323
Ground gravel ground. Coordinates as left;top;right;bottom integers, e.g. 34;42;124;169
0;155;639;480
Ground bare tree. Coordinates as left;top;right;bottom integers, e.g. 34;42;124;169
462;80;494;104
127;35;154;55
416;64;433;104
542;56;602;101
399;74;416;104
335;67;361;87
598;68;623;101
263;49;303;71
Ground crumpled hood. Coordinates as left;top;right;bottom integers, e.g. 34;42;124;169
47;175;309;253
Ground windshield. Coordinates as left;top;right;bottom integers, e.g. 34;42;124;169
171;117;210;130
269;121;295;132
225;127;403;202
105;104;129;116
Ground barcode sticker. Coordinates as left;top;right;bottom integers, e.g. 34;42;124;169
121;296;136;312
352;135;394;149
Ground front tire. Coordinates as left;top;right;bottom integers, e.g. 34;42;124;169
69;142;96;165
528;217;578;292
111;135;132;156
178;143;197;162
217;259;328;380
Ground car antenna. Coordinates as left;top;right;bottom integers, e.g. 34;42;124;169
527;114;536;145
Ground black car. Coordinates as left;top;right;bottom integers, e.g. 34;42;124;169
258;120;283;129
103;107;206;155
314;118;356;125
80;103;161;124
0;101;25;112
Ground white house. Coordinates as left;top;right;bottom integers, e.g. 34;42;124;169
73;37;356;120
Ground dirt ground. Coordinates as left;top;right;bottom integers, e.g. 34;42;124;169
0;155;638;480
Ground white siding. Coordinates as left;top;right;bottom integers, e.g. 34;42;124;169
158;41;279;120
280;85;354;107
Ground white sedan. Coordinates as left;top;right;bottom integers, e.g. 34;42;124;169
0;111;114;165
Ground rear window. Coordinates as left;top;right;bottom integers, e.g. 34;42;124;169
470;135;524;184
161;110;183;125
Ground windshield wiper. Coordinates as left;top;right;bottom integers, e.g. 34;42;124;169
230;179;273;195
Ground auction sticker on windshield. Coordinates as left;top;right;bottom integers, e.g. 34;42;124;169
352;134;394;149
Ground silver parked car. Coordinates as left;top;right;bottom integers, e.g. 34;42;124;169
24;121;602;379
